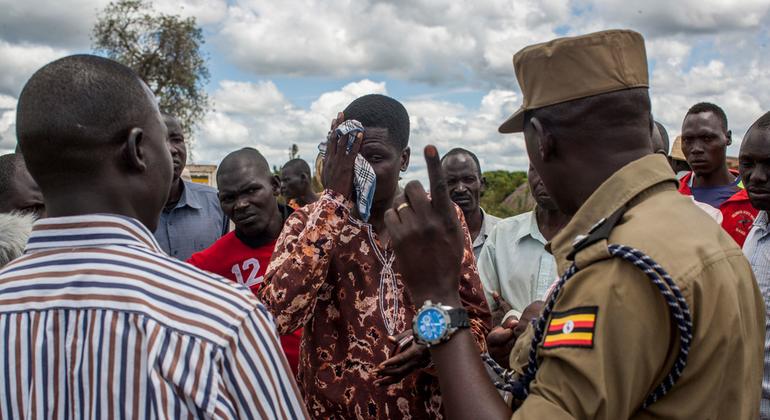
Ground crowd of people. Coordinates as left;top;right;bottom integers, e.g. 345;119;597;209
0;28;768;419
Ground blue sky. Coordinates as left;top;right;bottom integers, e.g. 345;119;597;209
1;0;769;184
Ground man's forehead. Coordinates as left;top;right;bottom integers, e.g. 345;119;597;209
683;112;722;130
361;127;397;148
164;116;183;132
744;129;770;152
442;153;478;172
219;172;271;193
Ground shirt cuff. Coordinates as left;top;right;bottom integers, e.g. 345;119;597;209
503;309;522;323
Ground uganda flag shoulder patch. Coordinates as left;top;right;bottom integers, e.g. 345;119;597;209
543;306;598;349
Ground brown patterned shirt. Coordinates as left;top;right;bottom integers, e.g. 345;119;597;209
259;190;491;419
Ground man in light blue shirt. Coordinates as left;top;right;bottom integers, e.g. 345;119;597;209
478;166;570;323
740;111;770;419
153;114;227;260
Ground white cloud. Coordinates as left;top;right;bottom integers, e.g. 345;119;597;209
0;0;108;48
2;0;770;172
215;0;564;86
576;0;770;36
0;95;17;155
154;0;228;26
193;79;528;185
0;41;70;96
195;78;389;169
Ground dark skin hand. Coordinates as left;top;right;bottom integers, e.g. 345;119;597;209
322;112;364;200
385;145;511;419
374;329;430;386
486;292;518;367
487;299;544;367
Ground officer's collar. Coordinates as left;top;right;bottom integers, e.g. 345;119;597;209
549;154;677;273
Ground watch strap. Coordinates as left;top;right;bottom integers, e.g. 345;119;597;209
448;307;470;329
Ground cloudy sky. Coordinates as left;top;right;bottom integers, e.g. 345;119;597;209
1;0;769;183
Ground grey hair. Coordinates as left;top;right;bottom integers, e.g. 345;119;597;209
0;212;35;268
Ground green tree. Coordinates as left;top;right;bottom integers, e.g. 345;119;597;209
91;0;210;145
480;170;528;218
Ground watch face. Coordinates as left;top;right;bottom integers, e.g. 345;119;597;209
416;307;447;342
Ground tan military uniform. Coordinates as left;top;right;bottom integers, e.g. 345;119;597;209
509;154;765;419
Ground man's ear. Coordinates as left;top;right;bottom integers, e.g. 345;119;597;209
271;175;281;197
125;127;148;172
400;146;411;172
530;117;556;162
479;175;487;197
726;130;733;146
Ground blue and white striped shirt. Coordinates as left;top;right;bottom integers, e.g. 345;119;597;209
0;214;307;419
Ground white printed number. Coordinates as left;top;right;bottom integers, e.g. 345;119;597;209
230;258;264;288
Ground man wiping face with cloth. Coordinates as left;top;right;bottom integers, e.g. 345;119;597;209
319;119;377;221
258;93;492;418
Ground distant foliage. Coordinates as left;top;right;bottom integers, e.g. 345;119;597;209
92;0;210;145
481;170;528;218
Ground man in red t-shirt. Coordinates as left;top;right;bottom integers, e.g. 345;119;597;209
188;147;302;374
678;102;757;246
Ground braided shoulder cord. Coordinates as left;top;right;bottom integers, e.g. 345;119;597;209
483;244;693;409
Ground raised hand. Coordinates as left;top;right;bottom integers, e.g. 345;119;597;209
322;112;363;200
384;145;465;306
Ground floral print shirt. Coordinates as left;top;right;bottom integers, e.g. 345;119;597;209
258;190;491;419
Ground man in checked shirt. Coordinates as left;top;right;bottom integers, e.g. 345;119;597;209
0;54;306;419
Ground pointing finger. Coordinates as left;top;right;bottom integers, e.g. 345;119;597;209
423;145;453;215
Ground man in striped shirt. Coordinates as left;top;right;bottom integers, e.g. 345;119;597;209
1;54;307;419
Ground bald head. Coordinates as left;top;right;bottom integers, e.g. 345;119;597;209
16;54;162;188
218;148;272;180
217;148;281;238
14;54;172;230
651;121;669;155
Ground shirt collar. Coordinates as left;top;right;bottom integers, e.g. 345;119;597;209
473;209;495;248
754;210;769;230
525;209;548;245
174;180;203;210
25;214;164;254
549;154;677;272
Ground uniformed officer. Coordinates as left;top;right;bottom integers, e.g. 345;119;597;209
383;29;765;419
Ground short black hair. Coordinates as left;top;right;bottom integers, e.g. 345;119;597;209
0;153;23;198
686;102;728;133
342;94;410;150
281;158;311;177
16;54;155;185
654;121;670;151
441;148;482;177
218;147;272;181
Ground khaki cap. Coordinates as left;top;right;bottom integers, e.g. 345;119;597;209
499;29;649;133
671;136;686;161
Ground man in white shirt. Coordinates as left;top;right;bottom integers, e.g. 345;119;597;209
478;166;570;324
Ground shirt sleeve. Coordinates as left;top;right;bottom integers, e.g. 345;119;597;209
512;259;673;419
257;190;351;334
476;229;503;317
216;304;309;420
456;207;493;350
